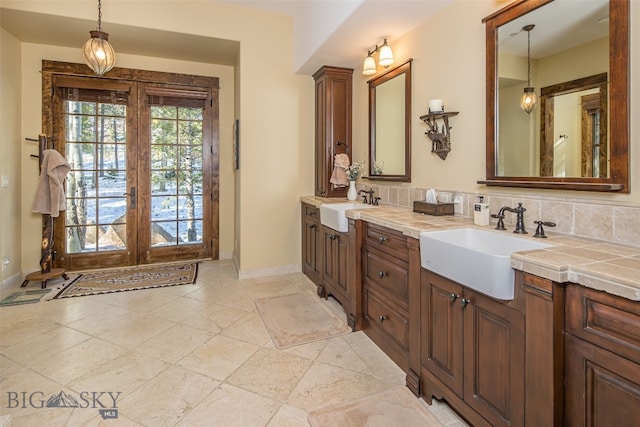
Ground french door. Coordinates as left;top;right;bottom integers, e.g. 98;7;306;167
47;69;218;271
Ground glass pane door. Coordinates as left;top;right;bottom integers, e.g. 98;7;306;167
65;101;128;254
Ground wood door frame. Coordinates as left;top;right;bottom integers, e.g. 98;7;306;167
42;61;220;269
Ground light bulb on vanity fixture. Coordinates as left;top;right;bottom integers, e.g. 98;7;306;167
519;24;537;114
82;0;116;76
362;38;394;76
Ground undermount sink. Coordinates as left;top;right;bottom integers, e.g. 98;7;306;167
419;228;551;300
320;203;377;232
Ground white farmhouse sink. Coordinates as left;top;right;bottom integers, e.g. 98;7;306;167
320;203;377;232
419;228;550;300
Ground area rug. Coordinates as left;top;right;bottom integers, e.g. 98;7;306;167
53;262;198;299
0;289;51;307
255;290;352;349
308;386;445;427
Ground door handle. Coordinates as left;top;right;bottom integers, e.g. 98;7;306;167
123;187;136;209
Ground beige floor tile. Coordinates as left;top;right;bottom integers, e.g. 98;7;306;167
317;336;372;374
68;350;169;395
31;337;128;385
147;295;211;323
104;289;179;314
1;324;92;367
267;404;311;427
347;331;406;380
177;383;280;427
120;366;219;427
98;313;174;348
180;302;248;333
177;334;258;381
0;354;23;378
135;324;214;363
64;304;135;336
286;362;396;412
221;311;272;346
226;347;313;401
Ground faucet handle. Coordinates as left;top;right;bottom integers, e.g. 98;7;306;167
491;213;506;230
533;220;556;238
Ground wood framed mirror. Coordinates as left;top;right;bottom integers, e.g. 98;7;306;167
367;59;412;182
481;0;629;192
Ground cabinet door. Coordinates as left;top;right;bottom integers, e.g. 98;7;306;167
565;333;640;427
301;206;321;285
421;270;464;398
322;227;350;302
463;289;525;427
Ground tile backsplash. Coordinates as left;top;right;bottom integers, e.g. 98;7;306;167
355;183;640;248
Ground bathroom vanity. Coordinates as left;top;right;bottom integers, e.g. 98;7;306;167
300;197;640;426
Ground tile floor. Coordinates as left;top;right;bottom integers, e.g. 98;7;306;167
0;260;468;426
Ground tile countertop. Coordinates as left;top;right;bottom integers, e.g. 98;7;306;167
301;196;640;301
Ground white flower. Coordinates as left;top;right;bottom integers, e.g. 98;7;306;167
345;161;365;181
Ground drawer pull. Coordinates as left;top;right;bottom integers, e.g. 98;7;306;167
378;271;388;278
379;315;387;322
460;298;471;308
329;234;338;240
378;236;388;243
307;224;316;230
449;293;459;302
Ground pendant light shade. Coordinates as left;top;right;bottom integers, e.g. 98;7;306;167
378;39;394;67
361;38;395;75
362;53;377;75
520;24;536;114
520;86;538;114
83;0;116;76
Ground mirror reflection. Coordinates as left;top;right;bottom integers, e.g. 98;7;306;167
497;0;609;178
368;59;412;182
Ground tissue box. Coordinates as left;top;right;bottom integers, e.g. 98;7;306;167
413;201;454;216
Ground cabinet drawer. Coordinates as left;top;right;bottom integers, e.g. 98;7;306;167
365;223;408;260
364;249;408;304
364;286;409;350
303;204;320;219
565;285;640;364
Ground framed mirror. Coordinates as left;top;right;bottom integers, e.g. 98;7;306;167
481;0;629;192
367;59;412;182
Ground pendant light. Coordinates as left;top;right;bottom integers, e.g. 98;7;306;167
519;24;537;114
83;0;116;76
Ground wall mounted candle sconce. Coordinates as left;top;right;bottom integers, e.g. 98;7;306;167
420;110;459;160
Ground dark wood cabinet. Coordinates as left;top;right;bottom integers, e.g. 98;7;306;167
301;203;322;288
312;66;352;198
421;269;525;427
362;223;421;394
564;285;640;427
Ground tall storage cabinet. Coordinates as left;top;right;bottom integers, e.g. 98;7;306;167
313;66;353;197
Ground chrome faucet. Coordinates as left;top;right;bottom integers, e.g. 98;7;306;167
492;202;527;234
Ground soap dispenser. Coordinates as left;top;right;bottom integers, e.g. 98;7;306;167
474;196;490;226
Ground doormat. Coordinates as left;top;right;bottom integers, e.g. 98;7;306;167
255;290;352;350
53;262;198;299
0;289;52;307
308;386;445;427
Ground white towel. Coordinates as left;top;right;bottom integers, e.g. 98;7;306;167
330;153;350;187
32;149;71;217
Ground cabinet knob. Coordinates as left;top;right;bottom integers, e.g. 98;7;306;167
378;271;387;278
449;293;459;302
307;224;316;229
460;298;471;308
378;236;387;243
379;315;387;322
330;234;338;240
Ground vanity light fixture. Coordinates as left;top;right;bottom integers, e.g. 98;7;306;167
82;0;116;76
362;38;394;75
519;24;537;114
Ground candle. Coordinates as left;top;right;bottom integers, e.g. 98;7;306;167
429;99;444;113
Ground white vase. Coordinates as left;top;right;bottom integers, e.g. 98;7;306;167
347;181;358;201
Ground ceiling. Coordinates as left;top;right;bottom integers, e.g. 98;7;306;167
0;0;452;75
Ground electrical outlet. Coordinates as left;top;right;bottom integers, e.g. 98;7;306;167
2;256;9;271
453;195;464;215
1;176;8;187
